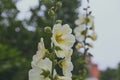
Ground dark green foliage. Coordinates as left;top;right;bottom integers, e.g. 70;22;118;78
72;51;88;80
99;63;120;80
56;0;80;28
0;44;30;80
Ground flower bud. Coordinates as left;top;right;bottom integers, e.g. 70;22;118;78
56;1;62;8
56;20;62;24
88;32;97;41
48;9;55;17
75;43;83;49
44;26;51;33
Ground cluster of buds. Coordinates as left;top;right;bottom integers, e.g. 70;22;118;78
46;0;62;18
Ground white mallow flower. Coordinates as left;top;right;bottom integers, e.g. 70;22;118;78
61;50;73;77
74;25;86;42
75;14;86;25
87;15;94;26
75;14;94;26
52;23;75;49
31;38;47;68
51;23;75;58
29;58;52;80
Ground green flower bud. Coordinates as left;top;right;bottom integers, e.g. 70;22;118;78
56;1;62;8
56;20;62;24
48;9;55;17
44;26;52;33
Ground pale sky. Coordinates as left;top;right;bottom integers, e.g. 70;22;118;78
16;0;120;70
90;0;120;70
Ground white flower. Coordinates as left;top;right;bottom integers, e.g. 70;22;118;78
75;14;94;26
75;14;86;25
51;23;75;58
74;25;86;42
52;23;75;49
61;50;73;77
31;38;47;68
29;58;52;80
87;15;94;26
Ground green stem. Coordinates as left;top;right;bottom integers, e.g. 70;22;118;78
49;0;61;79
83;8;88;58
51;53;55;80
83;1;90;58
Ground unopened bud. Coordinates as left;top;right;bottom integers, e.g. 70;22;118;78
48;9;55;17
75;43;83;49
44;26;51;33
56;20;62;24
56;1;62;8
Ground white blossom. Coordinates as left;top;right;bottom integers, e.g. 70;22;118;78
75;14;86;25
61;49;73;77
75;14;94;26
31;38;47;68
74;24;86;42
51;23;75;58
29;58;52;80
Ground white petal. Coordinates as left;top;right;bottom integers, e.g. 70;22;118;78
38;58;52;72
62;24;72;34
61;34;75;48
29;69;42;80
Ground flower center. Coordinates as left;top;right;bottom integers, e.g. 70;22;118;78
55;34;64;44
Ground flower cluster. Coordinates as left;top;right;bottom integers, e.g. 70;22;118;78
72;5;97;79
29;23;75;80
74;13;97;54
29;0;97;80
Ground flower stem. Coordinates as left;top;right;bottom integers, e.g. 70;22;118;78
83;1;90;58
51;53;55;80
